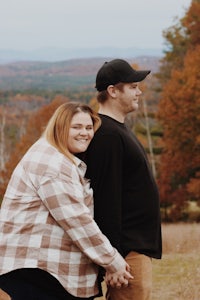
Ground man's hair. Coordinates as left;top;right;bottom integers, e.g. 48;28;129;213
97;83;125;104
97;90;109;104
43;102;101;162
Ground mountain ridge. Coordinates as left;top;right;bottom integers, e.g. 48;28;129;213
0;47;162;64
0;56;160;91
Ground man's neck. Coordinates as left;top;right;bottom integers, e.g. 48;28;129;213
98;106;125;123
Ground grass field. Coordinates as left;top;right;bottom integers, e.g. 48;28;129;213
95;223;200;300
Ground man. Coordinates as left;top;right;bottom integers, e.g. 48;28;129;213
83;59;162;300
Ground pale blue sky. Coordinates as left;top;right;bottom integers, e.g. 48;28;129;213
0;0;191;51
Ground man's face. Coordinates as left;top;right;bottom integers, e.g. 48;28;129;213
117;82;142;114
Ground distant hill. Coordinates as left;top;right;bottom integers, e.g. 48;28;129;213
0;47;162;64
0;56;161;91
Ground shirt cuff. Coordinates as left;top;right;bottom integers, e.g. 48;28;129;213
102;249;126;273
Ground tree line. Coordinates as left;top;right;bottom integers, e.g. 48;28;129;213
157;0;200;221
0;0;200;221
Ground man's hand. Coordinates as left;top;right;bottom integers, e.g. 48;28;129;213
105;263;133;288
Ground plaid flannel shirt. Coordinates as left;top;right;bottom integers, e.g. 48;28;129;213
0;137;126;297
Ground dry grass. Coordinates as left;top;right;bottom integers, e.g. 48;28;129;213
95;223;200;300
152;253;200;300
152;223;200;300
162;223;200;255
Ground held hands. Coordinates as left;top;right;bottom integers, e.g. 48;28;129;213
105;263;133;289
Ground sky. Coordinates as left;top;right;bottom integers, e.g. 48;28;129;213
0;0;192;52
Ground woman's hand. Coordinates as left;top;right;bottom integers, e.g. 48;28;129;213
105;263;133;288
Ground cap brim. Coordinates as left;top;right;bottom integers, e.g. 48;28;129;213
128;70;151;83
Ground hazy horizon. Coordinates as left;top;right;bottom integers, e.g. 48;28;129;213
0;0;191;53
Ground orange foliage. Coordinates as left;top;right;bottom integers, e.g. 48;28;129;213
158;45;200;214
0;95;68;198
89;97;99;111
187;172;200;204
183;1;200;47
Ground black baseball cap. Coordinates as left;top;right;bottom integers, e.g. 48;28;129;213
95;59;151;91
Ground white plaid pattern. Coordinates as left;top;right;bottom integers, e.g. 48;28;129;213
0;137;126;297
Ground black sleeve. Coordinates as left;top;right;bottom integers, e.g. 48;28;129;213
85;132;123;253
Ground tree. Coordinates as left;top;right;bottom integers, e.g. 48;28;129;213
0;96;68;200
182;0;200;47
0;109;6;171
157;0;200;220
158;45;200;220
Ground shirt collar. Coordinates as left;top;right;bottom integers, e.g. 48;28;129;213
73;156;87;177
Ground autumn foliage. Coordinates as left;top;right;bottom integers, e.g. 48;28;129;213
157;0;200;220
1;2;200;222
0;96;68;198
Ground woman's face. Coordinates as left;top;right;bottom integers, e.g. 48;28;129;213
68;111;94;154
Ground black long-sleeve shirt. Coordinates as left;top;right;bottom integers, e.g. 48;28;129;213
82;114;162;259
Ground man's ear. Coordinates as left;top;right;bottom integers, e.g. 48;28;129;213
107;85;117;98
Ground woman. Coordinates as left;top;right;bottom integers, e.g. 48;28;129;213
0;102;132;300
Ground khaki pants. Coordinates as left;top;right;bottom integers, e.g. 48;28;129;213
106;252;152;300
0;289;11;300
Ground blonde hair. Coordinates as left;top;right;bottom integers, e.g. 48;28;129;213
43;102;101;163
